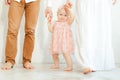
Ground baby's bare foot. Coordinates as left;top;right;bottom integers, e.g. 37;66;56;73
50;65;59;69
83;68;95;74
1;62;13;70
64;67;72;71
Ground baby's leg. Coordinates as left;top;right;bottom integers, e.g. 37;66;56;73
51;54;59;69
63;53;73;71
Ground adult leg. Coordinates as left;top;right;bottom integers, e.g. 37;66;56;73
23;0;40;69
2;0;24;70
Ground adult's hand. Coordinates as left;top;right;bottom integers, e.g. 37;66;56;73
45;7;53;19
66;0;70;3
5;0;11;5
112;0;117;5
65;0;72;9
46;12;52;23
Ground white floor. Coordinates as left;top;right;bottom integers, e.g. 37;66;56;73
0;64;120;80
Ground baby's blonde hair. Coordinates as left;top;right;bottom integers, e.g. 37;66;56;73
57;6;70;17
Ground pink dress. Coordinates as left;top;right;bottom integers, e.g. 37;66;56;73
50;21;74;54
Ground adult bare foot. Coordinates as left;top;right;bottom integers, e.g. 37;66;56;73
1;62;13;70
83;68;95;74
64;67;72;71
23;62;34;70
50;64;59;69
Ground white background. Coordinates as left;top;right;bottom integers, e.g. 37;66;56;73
112;0;120;64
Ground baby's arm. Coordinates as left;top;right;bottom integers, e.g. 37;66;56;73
46;6;54;33
48;22;54;33
47;16;54;33
64;1;74;25
67;9;74;25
